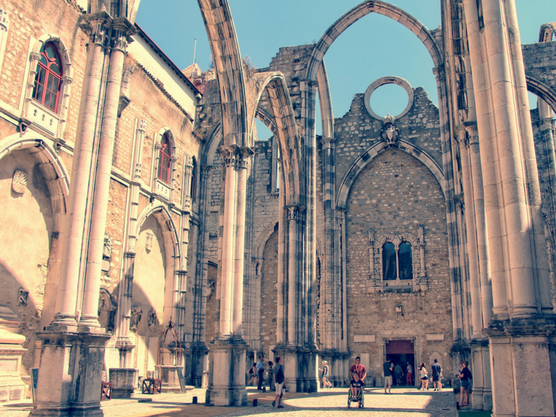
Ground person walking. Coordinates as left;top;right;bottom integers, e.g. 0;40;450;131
419;363;429;391
272;357;286;408
383;358;394;394
267;361;274;391
431;359;442;391
459;361;472;406
256;356;265;390
321;361;332;388
248;363;257;386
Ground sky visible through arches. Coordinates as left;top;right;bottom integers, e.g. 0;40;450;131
136;0;555;138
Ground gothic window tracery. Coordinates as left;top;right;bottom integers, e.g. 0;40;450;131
369;228;425;293
157;133;171;184
32;42;63;113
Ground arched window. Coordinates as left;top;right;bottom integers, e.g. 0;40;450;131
32;42;63;112
158;133;171;184
382;242;397;280
191;156;197;201
399;242;413;280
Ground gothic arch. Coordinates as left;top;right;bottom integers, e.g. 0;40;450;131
527;76;556;114
0;132;70;228
198;0;249;148
336;140;446;210
135;203;180;255
539;22;556;42
305;1;442;82
134;203;180;325
252;72;304;205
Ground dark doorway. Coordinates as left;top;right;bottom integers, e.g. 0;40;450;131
386;340;415;386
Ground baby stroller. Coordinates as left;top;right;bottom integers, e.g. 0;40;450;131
348;387;364;408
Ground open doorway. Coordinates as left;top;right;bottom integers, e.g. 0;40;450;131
386;339;415;386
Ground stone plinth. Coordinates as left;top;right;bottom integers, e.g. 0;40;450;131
205;338;247;406
109;368;137;398
155;365;182;393
0;306;27;403
30;327;110;417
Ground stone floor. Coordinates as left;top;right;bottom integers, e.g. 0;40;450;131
1;387;458;417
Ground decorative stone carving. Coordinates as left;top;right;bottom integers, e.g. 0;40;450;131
98;288;118;332
130;307;142;332
145;231;153;252
148;308;158;332
17;289;29;307
103;235;113;259
11;170;28;194
380;114;400;147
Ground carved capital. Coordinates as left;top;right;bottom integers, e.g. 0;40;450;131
79;12;112;46
285;205;305;222
321;136;335;150
137;119;147;133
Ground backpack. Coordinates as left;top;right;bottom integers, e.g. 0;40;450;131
276;365;285;384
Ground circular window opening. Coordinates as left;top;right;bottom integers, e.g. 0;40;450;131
370;84;410;118
364;76;414;121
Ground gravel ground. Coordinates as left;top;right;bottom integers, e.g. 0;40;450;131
1;387;457;417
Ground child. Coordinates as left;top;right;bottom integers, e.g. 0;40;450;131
350;372;363;408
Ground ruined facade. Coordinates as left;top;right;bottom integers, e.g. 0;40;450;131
0;1;555;416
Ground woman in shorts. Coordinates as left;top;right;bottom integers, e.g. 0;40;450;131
419;362;429;391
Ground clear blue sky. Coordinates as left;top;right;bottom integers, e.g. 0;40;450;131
136;1;554;137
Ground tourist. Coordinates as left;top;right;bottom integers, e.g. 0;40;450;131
459;361;472;406
350;372;364;408
350;356;367;388
394;362;403;386
383;358;394;393
419;363;429;390
248;362;257;386
406;362;413;386
273;357;286;408
321;360;332;388
256;356;265;390
431;359;442;391
267;361;274;391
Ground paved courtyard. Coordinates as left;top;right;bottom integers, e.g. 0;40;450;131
1;387;458;417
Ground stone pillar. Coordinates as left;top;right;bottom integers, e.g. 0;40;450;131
187;165;211;387
32;13;136;415
81;18;134;330
458;128;482;338
52;13;110;327
464;1;556;415
205;147;251;406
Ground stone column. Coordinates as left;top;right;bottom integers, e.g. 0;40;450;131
205;146;250;406
458;128;482;339
81;18;134;330
188;165;211;387
31;12;117;417
464;0;556;415
52;13;110;328
465;123;493;328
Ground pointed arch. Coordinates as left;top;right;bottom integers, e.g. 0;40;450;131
198;0;249;148
252;72;304;206
336;140;446;210
305;1;442;82
0;132;70;228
